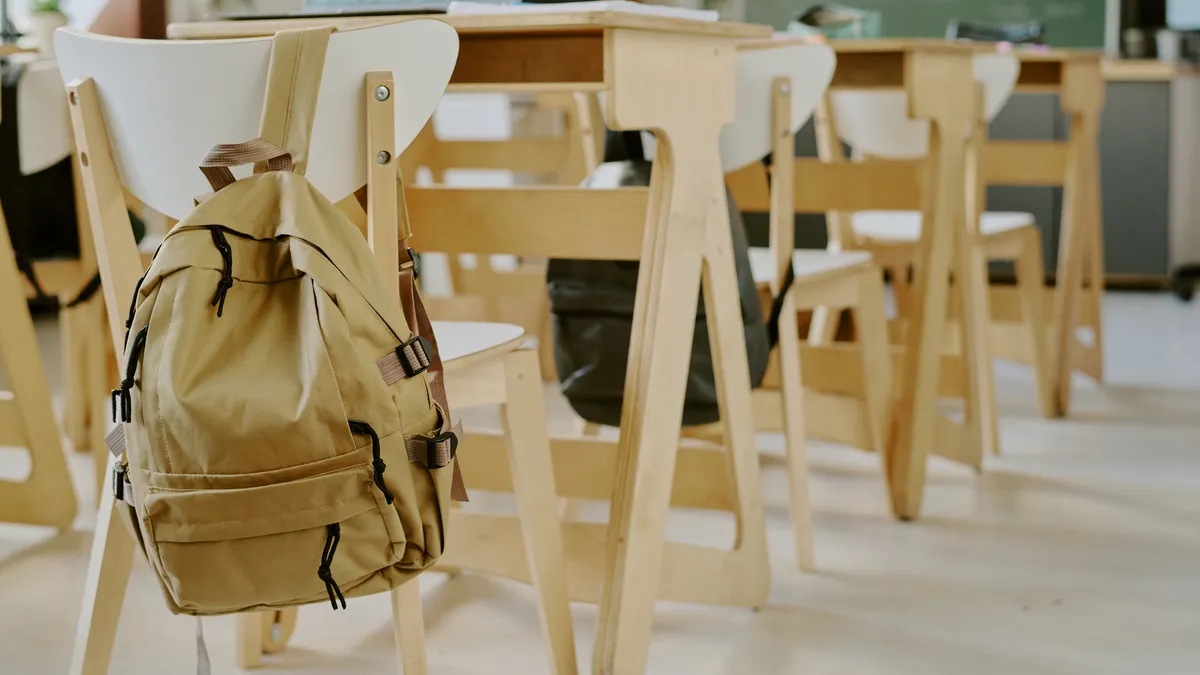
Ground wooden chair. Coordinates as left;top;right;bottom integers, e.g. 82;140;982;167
58;23;575;675
818;51;1049;454
403;91;603;381
722;43;892;538
7;59;157;491
0;71;76;531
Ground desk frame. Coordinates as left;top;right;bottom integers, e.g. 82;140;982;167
987;52;1106;416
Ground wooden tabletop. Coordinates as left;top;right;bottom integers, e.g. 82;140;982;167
1103;58;1200;81
0;44;36;58
168;11;771;41
827;38;981;53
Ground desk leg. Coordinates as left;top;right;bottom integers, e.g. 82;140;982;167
1049;112;1100;416
885;53;974;520
592;135;704;674
959;97;997;461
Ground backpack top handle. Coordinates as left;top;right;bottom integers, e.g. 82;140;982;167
198;27;332;192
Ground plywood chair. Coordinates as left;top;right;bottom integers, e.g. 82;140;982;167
403;91;603;381
8;59;154;492
0;73;76;531
15;61;115;490
722;43;891;537
819;51;1046;455
58;23;575;675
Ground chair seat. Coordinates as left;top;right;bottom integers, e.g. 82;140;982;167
748;248;873;285
851;210;1035;242
431;321;525;366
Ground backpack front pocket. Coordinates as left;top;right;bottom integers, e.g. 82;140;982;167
142;464;405;614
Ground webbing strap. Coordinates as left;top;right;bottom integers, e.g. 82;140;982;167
257;27;332;175
376;335;432;386
404;419;464;469
198;139;293;192
105;423;126;458
196;617;211;675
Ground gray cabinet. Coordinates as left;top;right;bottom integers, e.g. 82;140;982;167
988;84;1172;280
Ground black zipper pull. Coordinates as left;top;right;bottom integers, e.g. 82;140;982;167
112;325;149;424
349;420;394;505
209;228;234;317
317;523;346;610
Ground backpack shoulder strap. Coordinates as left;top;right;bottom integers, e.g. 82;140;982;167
258;26;333;175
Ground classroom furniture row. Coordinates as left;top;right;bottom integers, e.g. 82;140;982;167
0;14;1106;675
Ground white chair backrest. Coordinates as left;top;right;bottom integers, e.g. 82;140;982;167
55;22;459;220
829;51;1019;160
720;42;836;173
17;61;72;175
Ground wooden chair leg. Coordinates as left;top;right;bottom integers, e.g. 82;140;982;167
235;614;266;669
538;290;558;383
0;208;76;529
500;348;578;675
391;579;429;675
775;288;814;571
853;268;894;462
87;299;112;500
558;419;599;522
60;302;90;451
889;264;912;319
1013;229;1055;419
69;499;136;675
807;305;839;346
261;609;297;655
1083;153;1105;382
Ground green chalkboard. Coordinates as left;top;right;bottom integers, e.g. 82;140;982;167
748;0;1108;49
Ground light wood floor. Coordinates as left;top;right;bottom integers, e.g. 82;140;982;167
1;291;1197;674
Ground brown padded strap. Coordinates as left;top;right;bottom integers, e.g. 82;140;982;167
405;278;469;501
199;139;292;191
258;27;333;175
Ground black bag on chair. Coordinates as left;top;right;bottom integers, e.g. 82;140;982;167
1;60;145;308
547;130;770;427
0;61;79;304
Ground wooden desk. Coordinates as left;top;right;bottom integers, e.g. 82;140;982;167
172;13;770;675
987;49;1105;416
734;38;985;518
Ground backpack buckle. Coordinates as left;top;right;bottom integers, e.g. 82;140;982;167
396;335;433;378
426;430;458;469
112;464;125;501
112;464;133;506
401;248;420;280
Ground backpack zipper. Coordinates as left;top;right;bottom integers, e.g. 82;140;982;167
112;324;149;424
348;420;395;505
123;270;148;348
317;523;346;610
208;227;234;317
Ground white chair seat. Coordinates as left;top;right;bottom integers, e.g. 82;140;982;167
749;248;873;285
851;210;1035;243
431;320;525;364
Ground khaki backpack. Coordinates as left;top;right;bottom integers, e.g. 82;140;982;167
104;27;465;616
